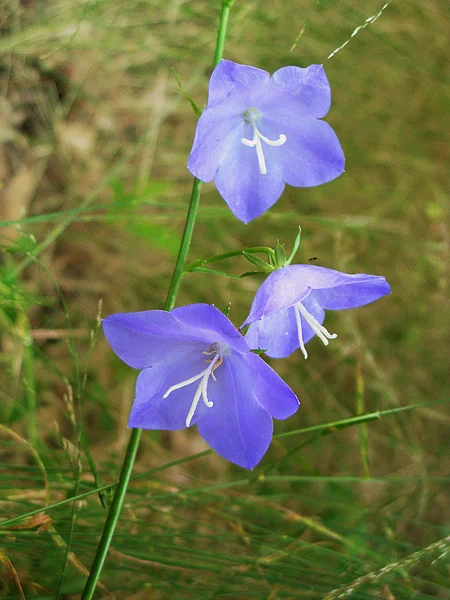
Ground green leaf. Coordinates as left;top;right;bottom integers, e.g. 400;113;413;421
171;67;202;117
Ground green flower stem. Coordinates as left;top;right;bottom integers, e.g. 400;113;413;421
165;178;202;310
80;2;235;598
185;246;276;273
213;0;236;67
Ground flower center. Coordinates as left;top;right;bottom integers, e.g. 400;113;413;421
241;107;286;176
293;302;337;360
163;342;229;427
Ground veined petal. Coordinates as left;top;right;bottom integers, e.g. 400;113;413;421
243;266;388;326
245;294;325;359
270;64;331;118
128;348;210;430
171;304;249;353
206;60;270;108
312;276;390;310
242;267;312;326
187;95;246;182
264;116;344;187
243;352;299;418
214;134;285;223
197;355;273;469
103;310;211;369
246;307;299;359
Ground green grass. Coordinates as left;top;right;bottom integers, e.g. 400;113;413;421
0;0;449;598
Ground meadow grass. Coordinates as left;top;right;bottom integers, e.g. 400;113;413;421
0;0;449;598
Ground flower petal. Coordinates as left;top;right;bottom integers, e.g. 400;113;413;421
245;306;299;359
128;346;211;430
243;266;389;326
187;95;246;182
103;310;211;369
269;64;331;118
245;294;325;359
242;267;312;326
243;352;299;418
312;276;390;310
263;116;344;187
172;304;249;353
197;355;273;469
214;134;286;223
206;60;270;108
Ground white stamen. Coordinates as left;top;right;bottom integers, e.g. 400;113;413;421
293;304;308;360
241;123;286;175
294;302;337;358
163;370;206;398
163;351;222;427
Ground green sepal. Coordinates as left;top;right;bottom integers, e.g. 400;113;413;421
250;348;267;355
286;226;302;265
171;68;202;117
242;251;274;273
274;240;287;268
222;302;232;317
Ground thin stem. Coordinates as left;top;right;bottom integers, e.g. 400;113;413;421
213;1;235;67
165;178;202;310
0;397;446;533
80;2;236;597
80;428;142;599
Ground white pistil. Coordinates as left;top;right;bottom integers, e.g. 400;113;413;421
294;302;338;359
241;123;286;175
293;304;309;360
163;352;222;427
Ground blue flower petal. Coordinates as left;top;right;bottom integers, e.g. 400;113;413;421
128;346;210;430
312;277;391;310
270;64;331;118
206;60;270;108
197;355;273;469
245;294;325;359
264;116;345;187
172;304;249;353
243;266;389;326
214;134;286;223
242;267;311;326
243;352;299;418
103;310;212;369
246;306;299;359
187;95;246;182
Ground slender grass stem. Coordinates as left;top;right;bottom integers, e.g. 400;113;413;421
80;3;235;597
1;397;446;532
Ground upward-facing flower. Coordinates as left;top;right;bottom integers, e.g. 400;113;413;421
188;60;345;223
243;265;390;359
103;304;299;469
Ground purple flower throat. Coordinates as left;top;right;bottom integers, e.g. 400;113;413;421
241;107;287;175
163;342;230;427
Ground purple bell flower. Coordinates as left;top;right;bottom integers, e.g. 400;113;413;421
188;60;345;223
242;265;390;359
103;304;299;469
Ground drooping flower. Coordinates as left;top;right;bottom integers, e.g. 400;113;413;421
188;59;345;223
103;304;299;469
242;265;390;359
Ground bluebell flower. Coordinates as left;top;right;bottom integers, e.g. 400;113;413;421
188;60;345;223
103;304;299;469
242;266;390;359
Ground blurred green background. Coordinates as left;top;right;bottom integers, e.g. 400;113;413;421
0;0;448;598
